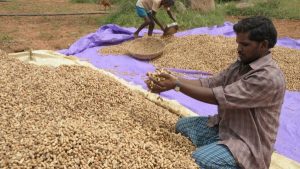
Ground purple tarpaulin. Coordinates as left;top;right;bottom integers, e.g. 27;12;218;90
60;22;300;163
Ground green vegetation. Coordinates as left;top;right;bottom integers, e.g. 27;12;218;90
100;0;225;29
224;0;300;19
70;0;300;29
0;34;14;44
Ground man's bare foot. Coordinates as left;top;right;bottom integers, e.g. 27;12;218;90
133;33;139;38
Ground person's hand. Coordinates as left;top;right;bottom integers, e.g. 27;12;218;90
162;27;167;35
145;79;166;93
160;25;166;32
145;71;177;93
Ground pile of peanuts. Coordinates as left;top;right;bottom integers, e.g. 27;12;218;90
100;35;300;91
100;37;164;57
271;46;300;91
151;35;237;73
100;43;129;56
0;51;198;168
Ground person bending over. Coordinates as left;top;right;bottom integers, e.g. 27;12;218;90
134;0;176;38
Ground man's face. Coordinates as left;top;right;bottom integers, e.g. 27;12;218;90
236;32;264;64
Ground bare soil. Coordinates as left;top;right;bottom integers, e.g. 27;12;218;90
0;1;300;53
226;16;300;39
0;0;105;53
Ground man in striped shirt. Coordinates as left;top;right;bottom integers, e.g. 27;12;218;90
146;16;285;169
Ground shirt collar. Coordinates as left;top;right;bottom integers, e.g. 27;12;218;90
249;53;272;70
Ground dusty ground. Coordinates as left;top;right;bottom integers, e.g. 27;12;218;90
0;0;300;53
226;16;300;39
0;0;106;53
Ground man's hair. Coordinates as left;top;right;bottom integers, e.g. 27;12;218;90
233;16;277;48
162;0;175;7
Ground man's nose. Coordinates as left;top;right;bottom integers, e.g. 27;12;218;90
237;44;242;53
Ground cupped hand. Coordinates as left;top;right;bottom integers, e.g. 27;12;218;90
146;72;177;93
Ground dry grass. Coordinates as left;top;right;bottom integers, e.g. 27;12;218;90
0;51;198;168
100;35;300;91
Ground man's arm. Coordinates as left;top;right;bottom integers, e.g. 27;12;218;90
167;9;176;22
149;11;164;30
145;64;234;105
176;79;218;104
178;78;202;87
199;65;234;88
146;73;218;105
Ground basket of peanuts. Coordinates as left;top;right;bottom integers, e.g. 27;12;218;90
127;37;166;60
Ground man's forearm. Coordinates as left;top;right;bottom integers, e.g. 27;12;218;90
177;79;218;105
178;78;202;87
152;16;164;30
167;11;176;22
149;12;164;30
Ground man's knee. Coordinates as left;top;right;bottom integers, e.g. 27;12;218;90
175;116;207;133
143;17;153;24
175;117;190;133
176;117;219;147
192;144;240;169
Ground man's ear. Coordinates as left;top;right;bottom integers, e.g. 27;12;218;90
261;40;269;50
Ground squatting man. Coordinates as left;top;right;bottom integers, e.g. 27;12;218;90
145;16;285;169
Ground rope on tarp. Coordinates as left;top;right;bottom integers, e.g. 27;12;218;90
0;11;110;17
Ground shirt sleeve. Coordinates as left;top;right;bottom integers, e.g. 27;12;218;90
199;69;227;88
212;69;285;109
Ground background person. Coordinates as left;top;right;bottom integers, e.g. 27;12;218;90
134;0;176;38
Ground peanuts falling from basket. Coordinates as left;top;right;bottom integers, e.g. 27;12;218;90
163;22;179;37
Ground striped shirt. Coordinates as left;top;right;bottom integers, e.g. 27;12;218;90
199;53;286;169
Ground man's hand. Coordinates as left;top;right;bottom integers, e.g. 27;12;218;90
146;69;218;105
162;27;168;35
145;71;177;93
